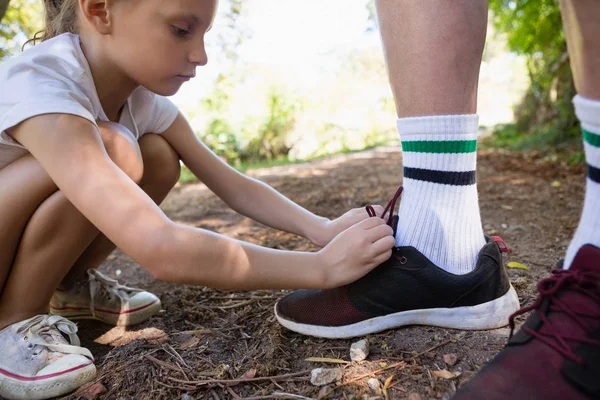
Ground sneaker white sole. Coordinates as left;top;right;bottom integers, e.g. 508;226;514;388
50;299;161;327
0;362;96;400
275;284;521;339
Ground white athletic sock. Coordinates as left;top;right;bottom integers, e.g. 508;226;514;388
564;95;600;269
395;115;486;275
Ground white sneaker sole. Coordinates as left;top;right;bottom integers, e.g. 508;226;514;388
0;362;96;400
275;285;521;339
50;299;162;327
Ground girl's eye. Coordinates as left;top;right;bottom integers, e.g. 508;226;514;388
172;26;190;37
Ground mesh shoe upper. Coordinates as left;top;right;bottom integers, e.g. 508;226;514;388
453;245;600;400
276;237;511;327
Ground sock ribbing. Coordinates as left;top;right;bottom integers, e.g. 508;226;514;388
564;95;600;269
396;115;485;275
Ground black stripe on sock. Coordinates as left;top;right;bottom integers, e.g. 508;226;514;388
589;164;600;184
404;167;476;185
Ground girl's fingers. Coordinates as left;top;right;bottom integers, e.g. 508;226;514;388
366;223;394;242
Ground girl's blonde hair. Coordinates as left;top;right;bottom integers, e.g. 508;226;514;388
29;0;78;45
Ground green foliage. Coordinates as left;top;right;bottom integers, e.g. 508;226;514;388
201;119;243;167
242;88;299;163
197;75;299;168
488;0;579;152
0;0;42;60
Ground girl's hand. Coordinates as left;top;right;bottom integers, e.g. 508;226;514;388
317;217;395;288
313;205;385;247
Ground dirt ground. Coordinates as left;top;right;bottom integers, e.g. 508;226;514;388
55;145;586;400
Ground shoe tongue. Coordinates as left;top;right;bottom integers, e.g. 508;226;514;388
33;324;70;346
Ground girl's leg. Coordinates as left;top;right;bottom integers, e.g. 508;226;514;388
0;122;143;330
59;133;181;287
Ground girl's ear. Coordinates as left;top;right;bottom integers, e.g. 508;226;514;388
79;0;112;35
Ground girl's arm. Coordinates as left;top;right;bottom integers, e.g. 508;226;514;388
162;114;383;247
11;114;394;290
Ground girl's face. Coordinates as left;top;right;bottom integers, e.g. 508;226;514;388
105;0;217;96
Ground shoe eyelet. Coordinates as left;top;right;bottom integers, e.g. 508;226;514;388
27;343;34;349
399;256;408;265
23;336;28;341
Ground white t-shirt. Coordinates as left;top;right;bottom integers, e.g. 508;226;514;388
0;33;179;171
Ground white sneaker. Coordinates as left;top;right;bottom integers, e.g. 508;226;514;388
50;269;161;326
0;315;96;400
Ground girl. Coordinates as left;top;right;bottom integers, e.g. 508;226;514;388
0;0;395;398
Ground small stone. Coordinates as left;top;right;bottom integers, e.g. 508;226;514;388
350;339;370;362
367;378;382;392
310;368;343;386
443;354;458;366
181;394;194;400
507;225;526;233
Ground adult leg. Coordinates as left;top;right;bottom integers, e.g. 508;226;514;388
453;2;600;399
0;122;143;330
274;1;520;339
378;0;487;274
562;0;600;267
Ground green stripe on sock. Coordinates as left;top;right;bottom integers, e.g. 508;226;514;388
402;140;477;154
583;128;600;148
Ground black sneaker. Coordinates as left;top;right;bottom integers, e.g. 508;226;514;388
275;235;520;339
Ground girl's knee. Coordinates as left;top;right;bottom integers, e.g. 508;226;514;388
138;134;181;189
97;122;144;184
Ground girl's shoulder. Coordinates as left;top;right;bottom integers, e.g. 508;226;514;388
0;34;99;144
0;33;88;80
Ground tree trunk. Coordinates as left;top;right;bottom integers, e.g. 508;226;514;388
0;0;9;22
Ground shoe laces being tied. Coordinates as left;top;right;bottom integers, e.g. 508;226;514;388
365;185;403;229
17;315;93;360
87;269;142;317
508;267;600;365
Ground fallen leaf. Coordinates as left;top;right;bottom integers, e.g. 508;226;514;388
180;336;200;349
507;261;529;271
431;369;461;379
78;382;107;400
551;181;562;187
408;393;423;400
501;205;513;210
383;375;394;389
443;354;458;366
383;375;394;400
305;357;350;364
239;368;256;379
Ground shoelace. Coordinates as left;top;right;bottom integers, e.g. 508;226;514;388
88;269;140;317
17;314;93;359
508;268;600;365
366;185;403;229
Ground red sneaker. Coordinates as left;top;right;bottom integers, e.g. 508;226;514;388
453;245;600;400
